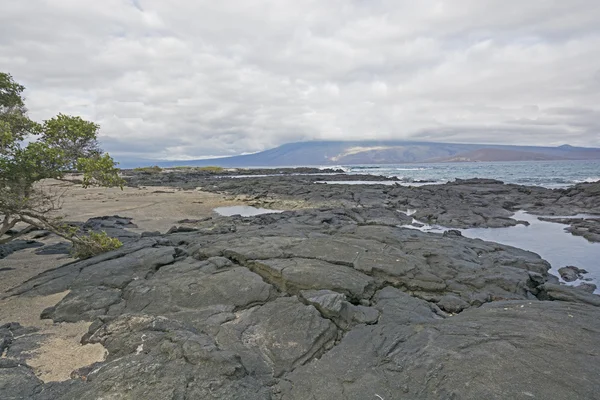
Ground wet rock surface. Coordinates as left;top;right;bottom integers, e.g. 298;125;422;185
539;216;600;243
2;171;600;399
557;265;589;282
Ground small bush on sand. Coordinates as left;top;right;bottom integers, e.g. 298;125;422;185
133;165;162;173
198;166;224;173
71;230;123;259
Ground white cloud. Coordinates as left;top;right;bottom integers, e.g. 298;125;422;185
1;0;599;161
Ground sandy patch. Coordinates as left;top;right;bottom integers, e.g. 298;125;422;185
26;333;107;382
40;179;242;233
0;291;107;382
0;291;68;327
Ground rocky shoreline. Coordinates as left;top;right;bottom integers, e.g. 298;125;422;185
1;169;600;399
126;169;600;237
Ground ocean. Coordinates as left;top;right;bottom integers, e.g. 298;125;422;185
336;160;600;188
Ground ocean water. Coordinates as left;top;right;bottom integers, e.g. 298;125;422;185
336;160;600;188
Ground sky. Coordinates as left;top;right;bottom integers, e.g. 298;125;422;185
1;0;599;161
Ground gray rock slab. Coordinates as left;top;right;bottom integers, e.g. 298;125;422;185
280;289;600;400
217;297;338;378
249;258;376;301
123;266;275;317
65;314;271;400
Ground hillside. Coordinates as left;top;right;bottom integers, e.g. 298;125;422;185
149;141;600;167
431;148;565;162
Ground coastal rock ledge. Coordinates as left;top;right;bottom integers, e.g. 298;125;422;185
2;207;600;399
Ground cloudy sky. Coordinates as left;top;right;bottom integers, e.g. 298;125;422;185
1;0;599;161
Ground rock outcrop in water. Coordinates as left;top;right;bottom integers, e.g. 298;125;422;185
2;200;600;399
539;217;600;243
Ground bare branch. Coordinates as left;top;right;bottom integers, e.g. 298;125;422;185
0;215;21;242
0;223;34;244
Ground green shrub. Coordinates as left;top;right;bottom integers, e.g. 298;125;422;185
197;166;224;173
71;231;123;259
134;165;162;173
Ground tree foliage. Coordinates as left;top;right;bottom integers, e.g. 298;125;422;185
0;72;125;256
0;73;40;147
41;114;101;170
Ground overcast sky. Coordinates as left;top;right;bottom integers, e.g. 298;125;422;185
1;0;599;161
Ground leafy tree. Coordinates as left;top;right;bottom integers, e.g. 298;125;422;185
0;72;124;257
41;114;101;170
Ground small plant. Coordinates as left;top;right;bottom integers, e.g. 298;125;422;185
71;230;123;259
133;165;162;173
198;166;224;173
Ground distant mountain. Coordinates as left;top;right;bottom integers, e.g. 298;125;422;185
148;140;600;167
430;148;564;162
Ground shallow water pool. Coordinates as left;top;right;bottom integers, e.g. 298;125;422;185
213;205;284;217
403;210;600;292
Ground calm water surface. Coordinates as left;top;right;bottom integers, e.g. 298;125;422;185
403;211;600;293
213;206;283;217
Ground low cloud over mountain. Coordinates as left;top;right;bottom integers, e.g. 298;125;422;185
2;1;599;162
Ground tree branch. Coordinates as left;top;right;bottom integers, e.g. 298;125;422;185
0;223;34;244
0;214;21;243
